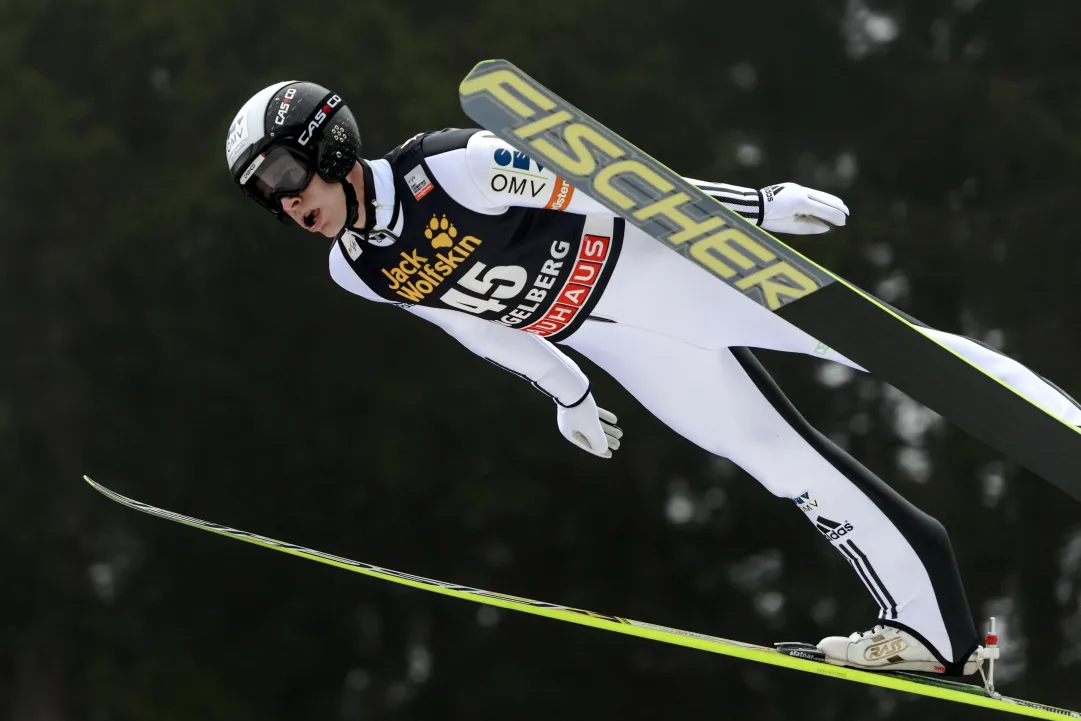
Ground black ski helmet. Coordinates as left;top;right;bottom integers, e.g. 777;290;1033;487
225;80;362;220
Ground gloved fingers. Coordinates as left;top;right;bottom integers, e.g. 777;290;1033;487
602;422;623;440
572;427;614;458
764;217;830;236
598;407;623;449
561;402;619;458
791;215;832;233
805;189;850;225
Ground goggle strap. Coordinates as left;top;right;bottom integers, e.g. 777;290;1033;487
238;153;267;186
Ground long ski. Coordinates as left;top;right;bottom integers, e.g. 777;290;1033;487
457;59;1081;502
85;475;1077;718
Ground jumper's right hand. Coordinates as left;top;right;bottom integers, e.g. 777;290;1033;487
759;182;849;235
557;394;622;459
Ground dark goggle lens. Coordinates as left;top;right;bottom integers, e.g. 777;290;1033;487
237;145;315;210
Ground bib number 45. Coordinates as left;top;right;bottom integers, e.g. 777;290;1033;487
440;262;526;314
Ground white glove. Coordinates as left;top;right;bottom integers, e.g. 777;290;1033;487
759;182;849;235
557;394;622;458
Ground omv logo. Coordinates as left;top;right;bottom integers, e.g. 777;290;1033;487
494;148;543;173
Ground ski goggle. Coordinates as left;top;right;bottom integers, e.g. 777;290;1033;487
235;144;317;214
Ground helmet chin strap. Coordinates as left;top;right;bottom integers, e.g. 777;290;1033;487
338;178;361;239
336;160;377;241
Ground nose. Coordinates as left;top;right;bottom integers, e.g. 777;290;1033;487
281;196;301;212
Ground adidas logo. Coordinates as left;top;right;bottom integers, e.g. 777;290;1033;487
762;184;785;203
816;516;854;541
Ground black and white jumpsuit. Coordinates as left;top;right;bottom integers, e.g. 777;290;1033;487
328;129;1081;671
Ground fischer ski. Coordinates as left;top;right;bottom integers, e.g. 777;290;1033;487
85;475;1078;719
457;59;1081;502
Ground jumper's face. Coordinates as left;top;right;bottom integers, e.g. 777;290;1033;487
280;174;346;238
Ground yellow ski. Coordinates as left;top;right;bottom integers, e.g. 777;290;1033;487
458;59;1081;503
85;476;1078;718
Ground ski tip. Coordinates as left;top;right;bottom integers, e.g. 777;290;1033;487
465;58;506;73
83;474;102;490
459;59;513;94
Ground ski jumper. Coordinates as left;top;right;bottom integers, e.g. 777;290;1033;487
328;129;1081;671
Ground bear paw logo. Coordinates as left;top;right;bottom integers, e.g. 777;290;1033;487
424;215;457;249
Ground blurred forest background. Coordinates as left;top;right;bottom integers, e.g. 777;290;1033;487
5;0;1081;719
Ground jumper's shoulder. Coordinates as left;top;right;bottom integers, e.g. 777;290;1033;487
421;127;479;156
382;128;480;166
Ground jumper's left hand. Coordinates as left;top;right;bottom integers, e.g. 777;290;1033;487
556;394;622;459
759;182;849;235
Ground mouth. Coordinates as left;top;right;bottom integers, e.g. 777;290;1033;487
303;208;320;231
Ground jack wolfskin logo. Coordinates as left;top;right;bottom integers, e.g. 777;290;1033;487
425;214;457;249
863;635;908;662
380;219;483;303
